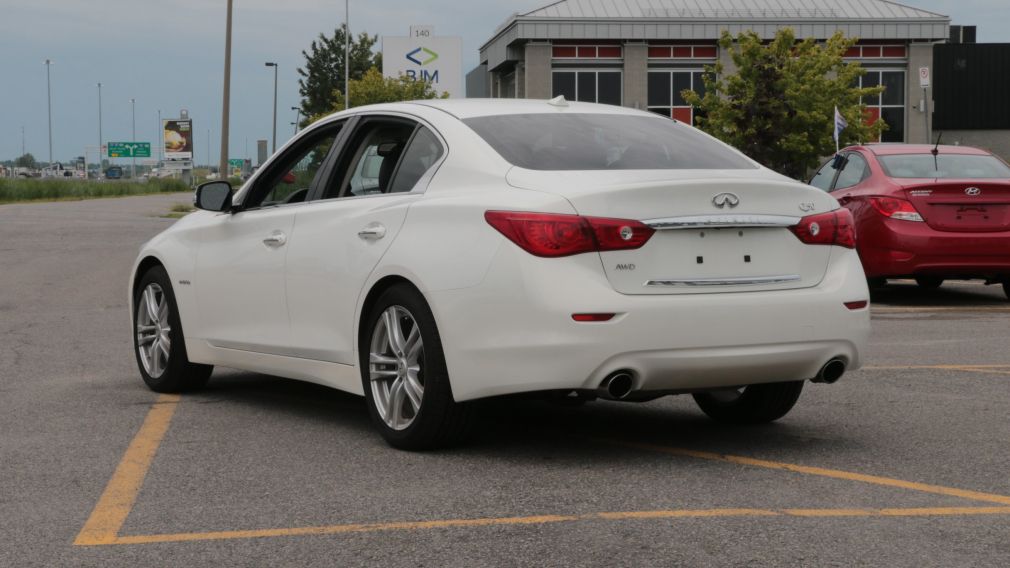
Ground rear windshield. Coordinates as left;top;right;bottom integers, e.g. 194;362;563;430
463;113;757;171
878;154;1010;179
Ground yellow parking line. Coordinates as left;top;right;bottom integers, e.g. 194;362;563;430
610;441;1010;506
74;394;181;546
95;507;1010;546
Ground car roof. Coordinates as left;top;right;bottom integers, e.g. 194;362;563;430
404;98;652;120
851;144;992;156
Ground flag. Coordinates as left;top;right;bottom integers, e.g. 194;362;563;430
833;106;848;149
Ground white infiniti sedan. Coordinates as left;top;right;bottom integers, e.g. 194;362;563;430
130;99;870;449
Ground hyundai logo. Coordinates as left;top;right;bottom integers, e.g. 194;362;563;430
712;192;740;208
965;187;982;196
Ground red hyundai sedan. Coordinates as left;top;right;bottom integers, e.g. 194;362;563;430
809;144;1010;299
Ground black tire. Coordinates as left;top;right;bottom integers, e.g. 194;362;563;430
692;381;804;424
132;266;212;393
915;276;944;290
1003;282;1010;301
359;284;473;450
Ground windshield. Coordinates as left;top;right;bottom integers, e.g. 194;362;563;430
878;153;1010;179
463;114;757;171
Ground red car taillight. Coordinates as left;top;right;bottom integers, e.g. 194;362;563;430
484;211;655;258
869;197;924;222
789;208;856;249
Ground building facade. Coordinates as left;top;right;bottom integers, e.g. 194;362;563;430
470;0;951;144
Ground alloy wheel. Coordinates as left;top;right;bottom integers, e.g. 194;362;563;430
369;305;425;430
136;283;171;378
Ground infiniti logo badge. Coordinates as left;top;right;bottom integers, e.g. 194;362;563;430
712;192;740;208
965;187;982;196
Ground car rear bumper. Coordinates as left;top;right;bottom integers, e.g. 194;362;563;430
427;245;870;402
857;217;1010;278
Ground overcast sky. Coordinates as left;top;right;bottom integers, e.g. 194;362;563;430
0;1;1004;165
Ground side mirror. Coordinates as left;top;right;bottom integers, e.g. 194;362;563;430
194;181;233;212
831;154;849;170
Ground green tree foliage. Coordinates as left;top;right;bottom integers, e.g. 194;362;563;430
683;29;885;179
308;67;448;123
297;24;382;120
15;153;37;169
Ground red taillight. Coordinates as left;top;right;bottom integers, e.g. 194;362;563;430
844;300;868;310
789;209;856;249
869;197;924;222
484;211;655;258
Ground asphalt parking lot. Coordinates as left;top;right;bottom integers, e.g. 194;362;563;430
2;194;1009;567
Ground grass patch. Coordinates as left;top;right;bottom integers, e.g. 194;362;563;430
160;202;196;219
0;178;190;204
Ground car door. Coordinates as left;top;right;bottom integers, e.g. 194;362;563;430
193;121;345;354
284;115;447;364
831;152;871;205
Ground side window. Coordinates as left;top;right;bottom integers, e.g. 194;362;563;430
243;124;341;209
809;160;836;191
325;120;416;199
388;127;444;194
833;154;869;190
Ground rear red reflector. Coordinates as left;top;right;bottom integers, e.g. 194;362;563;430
844;300;868;310
789;208;856;249
572;313;615;322
485;211;654;258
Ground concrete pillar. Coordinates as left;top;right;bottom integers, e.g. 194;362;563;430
906;43;934;144
516;63;526;99
524;42;552;99
718;42;737;77
623;42;648;110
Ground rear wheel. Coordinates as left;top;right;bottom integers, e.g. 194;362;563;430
915;276;944;290
360;284;473;450
133;266;213;393
692;381;804;424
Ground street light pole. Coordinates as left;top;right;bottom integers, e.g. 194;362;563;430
45;59;53;167
265;62;278;153
219;0;233;178
344;0;350;110
21;126;25;158
291;107;301;134
129;98;136;179
97;83;103;167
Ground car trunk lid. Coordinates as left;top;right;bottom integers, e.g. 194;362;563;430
902;180;1010;232
506;168;839;295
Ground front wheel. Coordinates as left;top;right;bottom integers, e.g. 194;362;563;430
692;381;804;424
359;284;473;450
133;266;213;392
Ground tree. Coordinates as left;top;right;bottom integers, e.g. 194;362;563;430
308;67;448;123
297;24;382;120
15;153;37;169
683;29;885;179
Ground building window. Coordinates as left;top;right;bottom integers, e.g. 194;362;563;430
844;45;907;59
858;70;905;142
552;45;623;59
647;45;718;59
647;70;706;124
552;71;622;106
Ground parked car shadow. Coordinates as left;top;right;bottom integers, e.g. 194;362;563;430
871;279;1007;307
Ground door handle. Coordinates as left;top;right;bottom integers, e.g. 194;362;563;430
358;224;386;240
838;196;852;205
263;232;287;247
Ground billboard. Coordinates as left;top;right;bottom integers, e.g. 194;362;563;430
382;26;462;98
163;119;194;160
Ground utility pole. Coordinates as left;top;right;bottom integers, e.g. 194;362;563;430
97;83;103;167
21;126;25;158
45;59;53;167
129;98;136;179
265;62;278;153
157;109;162;162
207;129;211;171
291;106;301;134
344;0;350;110
219;0;233;178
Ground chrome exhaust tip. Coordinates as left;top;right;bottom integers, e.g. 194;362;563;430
813;358;846;384
599;371;634;399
